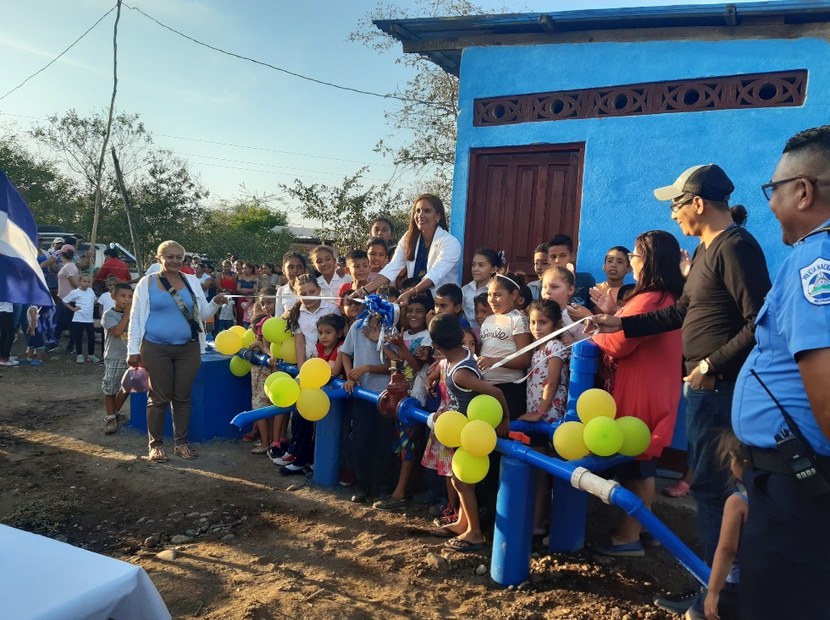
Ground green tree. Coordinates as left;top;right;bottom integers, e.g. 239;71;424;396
190;193;294;265
111;149;209;257
31;108;152;194
279;168;409;254
350;0;488;201
0;135;86;229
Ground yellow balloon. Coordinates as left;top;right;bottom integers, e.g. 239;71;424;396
583;416;624;457
268;376;300;408
576;388;617;424
229;325;247;337
459;419;498;457
264;371;291;391
215;330;243;356
553;421;590;461
229;356;252;377
262;317;291;344
279;338;297;364
298;357;332;389
452;448;490;484
617;416;652;457
434;410;468;448
241;328;256;347
296;388;331;421
467;394;503;429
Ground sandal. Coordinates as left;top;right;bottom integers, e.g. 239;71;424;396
429;526;458;538
149;446;168;462
242;429;259;443
174;444;199;460
662;480;691;498
444;537;484;552
250;444;269;454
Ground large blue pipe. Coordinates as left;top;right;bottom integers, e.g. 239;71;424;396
494;436;711;587
225;342;709;588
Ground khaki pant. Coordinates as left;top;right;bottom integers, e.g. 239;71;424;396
140;339;201;449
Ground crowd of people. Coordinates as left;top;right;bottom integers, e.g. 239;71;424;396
4;124;830;620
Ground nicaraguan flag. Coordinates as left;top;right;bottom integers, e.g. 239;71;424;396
0;169;54;307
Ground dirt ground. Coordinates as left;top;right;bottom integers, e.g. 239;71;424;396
0;338;701;620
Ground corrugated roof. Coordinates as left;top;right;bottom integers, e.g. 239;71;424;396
271;225;318;238
374;1;830;75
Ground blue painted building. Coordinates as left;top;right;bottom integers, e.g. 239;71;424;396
376;1;830;281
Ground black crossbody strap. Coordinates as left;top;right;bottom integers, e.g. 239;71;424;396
158;274;203;341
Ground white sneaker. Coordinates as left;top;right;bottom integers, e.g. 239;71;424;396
88;355;101;363
0;358;20;367
76;354;85;364
8;356;18;361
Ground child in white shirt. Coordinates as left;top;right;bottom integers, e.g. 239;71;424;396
62;273;99;363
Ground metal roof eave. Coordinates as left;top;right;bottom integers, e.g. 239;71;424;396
373;1;830;75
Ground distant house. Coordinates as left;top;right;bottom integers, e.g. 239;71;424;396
271;225;334;256
375;1;830;278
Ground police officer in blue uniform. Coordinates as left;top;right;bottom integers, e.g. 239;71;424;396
733;126;830;619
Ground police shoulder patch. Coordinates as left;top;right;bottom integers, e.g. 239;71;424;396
800;258;830;305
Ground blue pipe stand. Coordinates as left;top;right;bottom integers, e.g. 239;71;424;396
491;449;538;587
223;341;713;588
312;388;344;488
549;474;588;552
567;340;600;413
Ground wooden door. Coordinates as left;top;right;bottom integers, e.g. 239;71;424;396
464;144;584;279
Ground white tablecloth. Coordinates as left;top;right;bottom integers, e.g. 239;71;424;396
0;525;171;620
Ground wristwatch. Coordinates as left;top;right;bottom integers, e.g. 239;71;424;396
698;358;713;375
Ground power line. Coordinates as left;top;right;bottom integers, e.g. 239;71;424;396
158;133;394;168
181;152;390;182
0;111;395;169
122;3;443;108
0;6;116;102
186;159;392;186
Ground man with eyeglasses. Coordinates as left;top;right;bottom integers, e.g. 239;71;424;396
728;126;830;619
589;164;771;579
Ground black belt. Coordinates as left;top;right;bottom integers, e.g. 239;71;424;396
748;446;830;476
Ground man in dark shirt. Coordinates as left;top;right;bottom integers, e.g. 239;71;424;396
590;164;771;567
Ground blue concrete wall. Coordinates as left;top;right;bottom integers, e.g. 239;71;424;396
451;37;830;282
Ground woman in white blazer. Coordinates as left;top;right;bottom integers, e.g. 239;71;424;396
360;194;461;307
127;240;226;463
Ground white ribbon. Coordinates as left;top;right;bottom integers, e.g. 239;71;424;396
223;294;365;303
488;317;592;372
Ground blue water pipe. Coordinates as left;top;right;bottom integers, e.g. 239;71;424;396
224;340;709;589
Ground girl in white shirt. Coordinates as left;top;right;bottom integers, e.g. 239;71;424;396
462;247;502;328
62;273;99;363
275;252;307;319
312;245;351;299
286;274;341;366
476;273;533;419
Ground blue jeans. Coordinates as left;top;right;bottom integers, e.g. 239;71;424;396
11;303;28;334
684;381;736;565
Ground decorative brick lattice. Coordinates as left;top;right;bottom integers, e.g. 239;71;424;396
473;70;807;127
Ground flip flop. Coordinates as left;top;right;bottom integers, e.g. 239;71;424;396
444;538;484;552
429;526;458;538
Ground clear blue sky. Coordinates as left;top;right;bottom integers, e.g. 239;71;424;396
0;0;755;225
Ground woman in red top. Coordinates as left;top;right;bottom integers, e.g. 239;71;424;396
592;230;685;556
218;260;238;297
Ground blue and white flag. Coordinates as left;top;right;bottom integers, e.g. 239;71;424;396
0;169;54;307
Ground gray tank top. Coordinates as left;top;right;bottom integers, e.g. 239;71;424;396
445;349;482;415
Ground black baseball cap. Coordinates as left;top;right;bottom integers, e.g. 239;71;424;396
654;164;735;202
